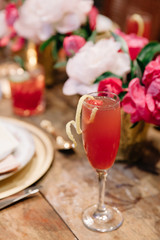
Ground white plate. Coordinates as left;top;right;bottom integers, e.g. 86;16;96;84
0;117;54;199
0;120;35;181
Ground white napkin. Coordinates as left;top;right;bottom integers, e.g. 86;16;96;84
0;122;19;161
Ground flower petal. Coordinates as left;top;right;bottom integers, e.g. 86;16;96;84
63;78;98;95
122;93;136;114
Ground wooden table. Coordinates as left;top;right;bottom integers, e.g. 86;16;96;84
0;84;160;240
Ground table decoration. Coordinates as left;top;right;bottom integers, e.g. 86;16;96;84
0;120;35;180
0;1;115;86
0;117;54;199
0;0;93;84
62;28;160;162
9;41;45;116
66;91;123;232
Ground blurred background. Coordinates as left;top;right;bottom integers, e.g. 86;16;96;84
94;0;160;40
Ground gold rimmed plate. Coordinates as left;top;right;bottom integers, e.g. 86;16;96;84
0;117;54;199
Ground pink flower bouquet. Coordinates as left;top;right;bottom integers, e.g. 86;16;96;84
63;29;160;127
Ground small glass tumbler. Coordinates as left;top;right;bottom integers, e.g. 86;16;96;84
126;11;151;39
9;66;45;117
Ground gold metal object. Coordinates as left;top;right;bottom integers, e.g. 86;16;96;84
0;117;54;199
40;120;75;151
116;111;149;162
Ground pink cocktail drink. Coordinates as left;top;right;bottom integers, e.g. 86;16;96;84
82;97;121;170
81;92;123;232
10;68;45;116
66;91;123;232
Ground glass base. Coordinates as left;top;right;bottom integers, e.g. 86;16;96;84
82;204;123;232
13;101;45;117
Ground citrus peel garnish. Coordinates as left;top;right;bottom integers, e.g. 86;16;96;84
89;107;98;123
75;95;94;134
66;94;98;147
66;120;77;147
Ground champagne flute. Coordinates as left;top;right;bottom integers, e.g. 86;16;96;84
81;91;123;232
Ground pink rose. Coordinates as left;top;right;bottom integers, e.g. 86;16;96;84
63;35;86;57
115;29;149;60
98;77;123;95
88;6;98;31
142;57;160;87
5;3;19;27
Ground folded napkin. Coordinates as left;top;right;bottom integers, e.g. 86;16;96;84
0;122;19;161
0;154;20;174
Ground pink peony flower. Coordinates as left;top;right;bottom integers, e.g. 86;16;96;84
88;6;98;31
155;55;160;64
122;78;160;125
63;35;86;57
122;93;143;123
98;77;123;95
11;37;25;52
122;78;150;123
146;78;160;125
5;3;19;27
0;35;10;47
115;29;149;60
0;3;25;52
142;57;160;87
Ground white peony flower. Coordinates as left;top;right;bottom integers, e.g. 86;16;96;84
14;0;93;42
63;78;98;95
14;0;55;43
0;11;8;38
96;14;113;33
63;38;131;95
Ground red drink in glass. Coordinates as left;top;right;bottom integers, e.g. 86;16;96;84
66;91;123;232
82;96;121;170
10;68;45;116
80;92;123;232
126;13;151;39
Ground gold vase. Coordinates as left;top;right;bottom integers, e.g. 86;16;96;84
12;41;67;87
38;44;67;87
116;110;150;162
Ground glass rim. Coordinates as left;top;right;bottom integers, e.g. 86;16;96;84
83;91;120;109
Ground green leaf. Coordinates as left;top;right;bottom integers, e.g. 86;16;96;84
52;41;58;60
118;91;127;101
87;30;97;43
13;56;26;70
40;36;56;51
94;71;122;84
57;33;65;43
111;32;128;53
73;28;88;39
130;59;143;79
137;41;160;73
130;122;139;129
54;61;67;69
122;82;129;88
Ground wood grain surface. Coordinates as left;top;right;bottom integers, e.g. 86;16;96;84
0;84;159;240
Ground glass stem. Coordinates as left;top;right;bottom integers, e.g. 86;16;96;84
96;170;108;212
